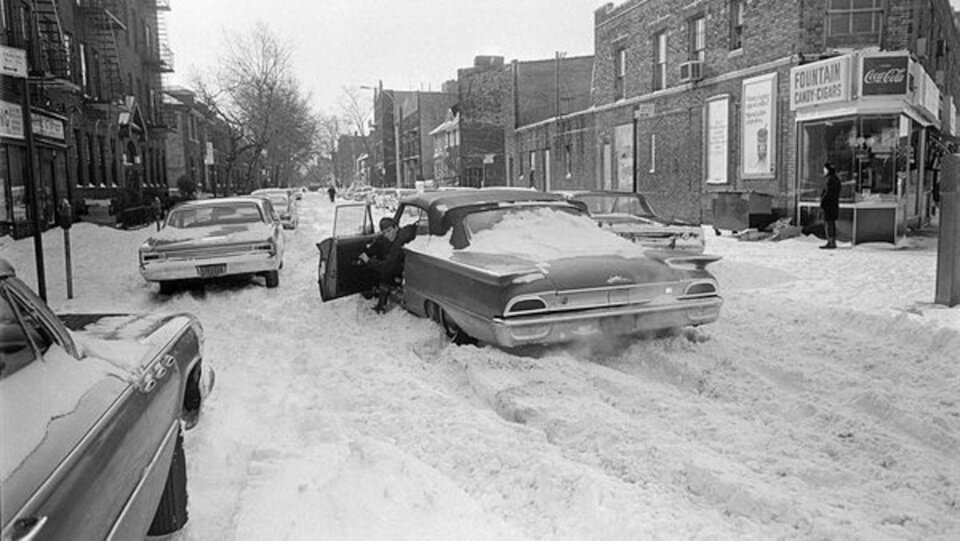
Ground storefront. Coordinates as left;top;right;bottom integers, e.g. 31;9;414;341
791;52;943;245
0;101;69;237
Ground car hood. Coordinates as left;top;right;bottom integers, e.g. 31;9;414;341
143;223;272;250
447;251;679;291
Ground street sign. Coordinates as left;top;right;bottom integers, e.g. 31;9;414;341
0;45;27;78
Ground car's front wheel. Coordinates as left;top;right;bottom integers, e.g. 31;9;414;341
264;270;280;288
147;428;188;535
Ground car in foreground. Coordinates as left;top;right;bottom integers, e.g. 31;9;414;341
139;196;285;293
556;190;705;253
252;188;299;229
1;258;213;539
316;189;722;348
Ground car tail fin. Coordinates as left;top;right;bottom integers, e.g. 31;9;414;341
645;250;721;270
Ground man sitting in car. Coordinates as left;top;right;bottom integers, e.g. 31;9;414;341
358;217;416;312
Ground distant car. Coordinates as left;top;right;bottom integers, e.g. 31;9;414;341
1;258;212;539
139;196;285;293
252;188;299;229
317;188;722;348
557;190;705;253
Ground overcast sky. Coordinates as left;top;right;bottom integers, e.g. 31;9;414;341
164;0;602;114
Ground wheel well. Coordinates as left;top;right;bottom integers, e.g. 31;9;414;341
183;361;202;416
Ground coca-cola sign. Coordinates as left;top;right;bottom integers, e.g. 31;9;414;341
861;56;909;95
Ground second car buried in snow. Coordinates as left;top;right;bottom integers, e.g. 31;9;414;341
317;188;723;349
139;196;285;293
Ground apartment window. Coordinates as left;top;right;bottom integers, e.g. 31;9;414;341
74;130;83;186
87;135;96;186
78;42;88;90
62;33;73;78
730;0;744;50
653;32;667;91
614;47;627;100
689;16;706;61
827;0;883;36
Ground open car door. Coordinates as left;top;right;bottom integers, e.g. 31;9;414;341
316;203;379;301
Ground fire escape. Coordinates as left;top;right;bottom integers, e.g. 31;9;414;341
29;0;73;88
147;0;176;133
79;0;125;104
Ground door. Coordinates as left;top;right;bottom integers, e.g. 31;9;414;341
317;203;378;301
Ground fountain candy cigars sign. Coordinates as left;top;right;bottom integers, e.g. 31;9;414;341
860;55;909;96
789;56;850;110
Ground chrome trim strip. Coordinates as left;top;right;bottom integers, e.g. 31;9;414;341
105;421;180;540
497;296;723;327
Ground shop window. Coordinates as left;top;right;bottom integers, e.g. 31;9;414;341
827;0;883;37
652;32;667;91
730;0;744;50
798;115;901;203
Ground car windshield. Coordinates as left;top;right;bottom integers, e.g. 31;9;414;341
577;194;656;219
265;195;288;208
167;203;264;228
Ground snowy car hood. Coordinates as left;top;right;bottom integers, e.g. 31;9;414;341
143;223;273;249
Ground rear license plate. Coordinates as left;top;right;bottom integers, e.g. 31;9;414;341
196;264;226;277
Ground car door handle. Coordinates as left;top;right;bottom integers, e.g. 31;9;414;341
11;516;48;541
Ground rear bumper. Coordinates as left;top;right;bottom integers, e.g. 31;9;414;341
481;296;722;348
140;254;280;282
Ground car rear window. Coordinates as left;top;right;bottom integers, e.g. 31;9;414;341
167;203;264;228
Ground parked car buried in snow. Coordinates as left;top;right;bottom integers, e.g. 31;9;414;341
316;188;723;348
556;190;706;253
252;188;300;229
0;258;213;539
139;196;285;293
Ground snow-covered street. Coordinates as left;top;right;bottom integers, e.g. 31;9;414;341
2;191;958;540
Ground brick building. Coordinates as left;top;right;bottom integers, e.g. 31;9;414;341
333;133;370;187
1;0;173;236
163;86;233;198
370;84;457;188
509;0;960;240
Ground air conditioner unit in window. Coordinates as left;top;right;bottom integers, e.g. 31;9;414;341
679;60;703;83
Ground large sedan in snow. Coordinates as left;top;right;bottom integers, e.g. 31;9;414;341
317;189;723;348
557;190;706;253
1;258;212;539
139;197;284;294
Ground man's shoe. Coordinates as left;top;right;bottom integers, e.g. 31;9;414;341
819;240;836;250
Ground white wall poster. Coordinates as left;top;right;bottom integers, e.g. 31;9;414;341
741;73;777;178
705;97;728;184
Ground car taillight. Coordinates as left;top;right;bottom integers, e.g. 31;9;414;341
254;243;276;256
141;252;162;264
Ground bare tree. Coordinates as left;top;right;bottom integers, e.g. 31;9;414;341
193;22;319;192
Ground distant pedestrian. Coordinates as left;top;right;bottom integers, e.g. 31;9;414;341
153;196;164;231
327;185;336;202
820;162;841;250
